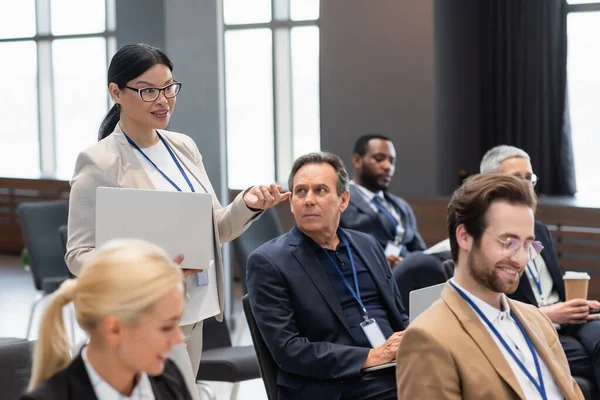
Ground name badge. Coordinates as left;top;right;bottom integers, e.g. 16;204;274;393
194;260;214;287
195;270;209;286
384;242;403;257
360;318;386;348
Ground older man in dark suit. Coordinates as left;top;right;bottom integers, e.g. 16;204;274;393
247;152;408;400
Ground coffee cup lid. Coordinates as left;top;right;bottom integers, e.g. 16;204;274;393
563;271;590;280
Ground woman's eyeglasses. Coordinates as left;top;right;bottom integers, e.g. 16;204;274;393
124;82;182;102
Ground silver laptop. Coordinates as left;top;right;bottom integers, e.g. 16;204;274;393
96;187;214;271
409;283;446;322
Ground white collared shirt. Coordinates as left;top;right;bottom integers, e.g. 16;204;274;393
133;139;202;193
82;347;156;400
451;279;563;399
350;181;405;239
133;140;220;326
525;254;561;308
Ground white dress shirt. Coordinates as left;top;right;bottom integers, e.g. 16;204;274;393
525;254;561;307
134;140;220;326
82;347;155;400
451;279;563;399
350;181;405;240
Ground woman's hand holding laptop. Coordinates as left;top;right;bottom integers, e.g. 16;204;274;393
174;254;204;277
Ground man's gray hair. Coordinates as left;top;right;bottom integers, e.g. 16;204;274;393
480;145;530;173
288;152;350;196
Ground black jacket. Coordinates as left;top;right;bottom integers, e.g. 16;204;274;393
21;354;192;400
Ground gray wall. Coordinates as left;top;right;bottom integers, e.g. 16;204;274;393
115;0;165;50
320;0;437;197
434;0;482;194
320;0;482;197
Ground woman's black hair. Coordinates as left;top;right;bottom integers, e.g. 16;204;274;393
98;43;174;141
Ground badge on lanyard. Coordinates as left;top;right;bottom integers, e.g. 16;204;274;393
323;232;388;348
360;318;386;348
384;242;403;257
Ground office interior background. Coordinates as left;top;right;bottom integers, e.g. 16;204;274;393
2;0;600;398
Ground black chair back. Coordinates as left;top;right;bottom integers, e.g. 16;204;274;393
202;316;233;350
242;294;278;400
18;201;71;291
58;224;68;255
233;208;284;293
0;340;35;400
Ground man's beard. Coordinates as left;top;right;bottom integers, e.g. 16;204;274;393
467;246;520;295
359;168;387;192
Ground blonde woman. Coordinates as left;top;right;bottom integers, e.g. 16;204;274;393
22;239;192;400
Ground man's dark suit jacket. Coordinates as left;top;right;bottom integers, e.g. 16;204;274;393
509;221;566;304
340;184;426;257
247;225;409;400
21;354;192;400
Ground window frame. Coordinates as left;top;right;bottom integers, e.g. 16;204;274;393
222;0;320;188
0;0;116;178
566;0;600;200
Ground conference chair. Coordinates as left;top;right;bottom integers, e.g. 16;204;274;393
18;201;74;339
232;208;284;294
241;295;278;400
0;339;34;400
196;315;261;400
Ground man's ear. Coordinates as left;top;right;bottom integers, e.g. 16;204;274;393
455;224;473;253
339;189;350;213
351;154;362;169
108;82;122;105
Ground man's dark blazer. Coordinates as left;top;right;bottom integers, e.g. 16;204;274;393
247;225;408;400
340;184;426;257
21;354;192;400
509;221;566;305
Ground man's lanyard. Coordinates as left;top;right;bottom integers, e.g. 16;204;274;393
526;259;545;304
370;197;398;235
124;130;195;192
449;281;547;400
322;232;369;321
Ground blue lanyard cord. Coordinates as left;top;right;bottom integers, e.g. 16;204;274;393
526;259;544;300
124;131;195;193
370;198;398;234
322;233;369;320
449;281;547;400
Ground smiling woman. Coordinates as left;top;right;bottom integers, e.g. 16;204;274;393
22;239;192;400
65;43;288;400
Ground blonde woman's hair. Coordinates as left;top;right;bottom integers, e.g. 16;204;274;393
28;239;183;392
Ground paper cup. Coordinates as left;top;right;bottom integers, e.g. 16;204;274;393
563;271;590;301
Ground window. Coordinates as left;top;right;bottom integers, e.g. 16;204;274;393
223;0;321;189
0;0;116;179
567;1;600;200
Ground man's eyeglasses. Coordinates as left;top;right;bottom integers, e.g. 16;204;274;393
484;231;544;261
124;82;182;102
514;173;538;187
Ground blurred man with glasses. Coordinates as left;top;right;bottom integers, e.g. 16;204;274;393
481;145;600;391
396;174;583;399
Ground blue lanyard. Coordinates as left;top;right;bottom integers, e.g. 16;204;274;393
370;197;398;235
124;130;195;192
526;259;544;302
449;281;547;400
322;232;369;321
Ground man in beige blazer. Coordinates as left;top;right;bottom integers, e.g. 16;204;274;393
396;174;583;400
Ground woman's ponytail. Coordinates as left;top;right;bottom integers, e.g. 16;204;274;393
98;104;121;141
27;280;77;392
